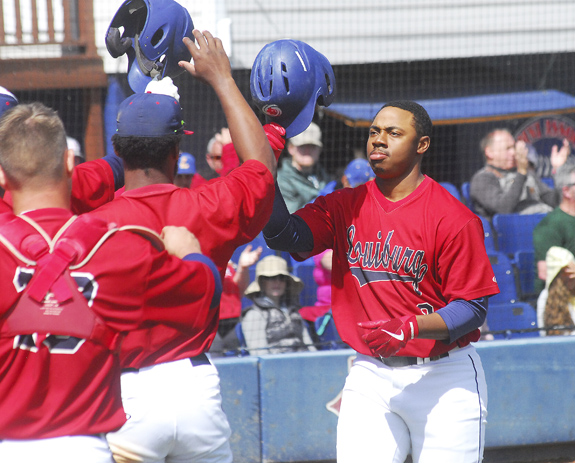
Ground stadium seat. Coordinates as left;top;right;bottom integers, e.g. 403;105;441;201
492;213;547;255
293;261;318;307
486;302;539;340
478;215;497;252
514;249;537;300
461;182;474;212
541;177;554;188
234;322;250;356
439;182;461;201
314;309;343;350
488;252;518;305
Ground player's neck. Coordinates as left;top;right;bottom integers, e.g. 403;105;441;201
375;172;425;202
10;184;71;214
124;168;175;191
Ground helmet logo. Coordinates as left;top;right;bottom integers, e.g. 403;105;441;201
263;104;282;117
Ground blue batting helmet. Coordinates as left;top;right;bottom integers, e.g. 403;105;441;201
106;0;194;93
250;39;335;138
0;86;18;117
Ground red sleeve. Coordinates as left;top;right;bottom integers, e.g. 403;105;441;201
70;159;116;214
220;143;240;176
190;173;209;189
140;246;216;332
90;232;216;334
438;216;500;302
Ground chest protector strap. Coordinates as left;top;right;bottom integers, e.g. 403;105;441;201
0;213;123;350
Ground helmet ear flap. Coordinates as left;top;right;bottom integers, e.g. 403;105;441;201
106;27;132;58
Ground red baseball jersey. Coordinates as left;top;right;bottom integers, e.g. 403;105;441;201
1;158;115;214
0;208;217;439
293;176;499;358
92;160;274;368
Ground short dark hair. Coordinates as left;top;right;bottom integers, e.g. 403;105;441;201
112;134;182;171
381;100;432;139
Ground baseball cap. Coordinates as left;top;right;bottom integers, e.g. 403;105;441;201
116;93;192;137
67;136;84;161
288;122;322;148
344;158;375;188
177;152;196;175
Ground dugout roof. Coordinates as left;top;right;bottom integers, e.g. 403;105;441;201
324;90;575;127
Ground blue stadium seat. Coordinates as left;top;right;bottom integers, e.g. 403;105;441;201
461;182;474;212
439;182;461;201
478;215;497;252
488;252;518;305
234;322;250;356
513;249;537;299
314;309;343;350
541;177;554;188
492;213;547;255
486;302;539;340
293;260;318;307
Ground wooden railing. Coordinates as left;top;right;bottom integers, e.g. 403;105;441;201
0;0;105;90
0;0;97;53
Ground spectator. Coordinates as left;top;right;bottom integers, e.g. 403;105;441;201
277;122;334;212
174;151;196;188
190;127;239;188
212;244;263;354
470;128;560;218
66;136;84;165
533;165;575;332
241;255;316;354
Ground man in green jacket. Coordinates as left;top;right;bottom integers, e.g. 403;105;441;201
277;122;334;213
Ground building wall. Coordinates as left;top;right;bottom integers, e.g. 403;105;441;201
93;0;575;73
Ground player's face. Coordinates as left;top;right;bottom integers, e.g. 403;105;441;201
486;130;516;170
367;107;428;180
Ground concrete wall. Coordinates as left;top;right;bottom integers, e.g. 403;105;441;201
214;337;575;463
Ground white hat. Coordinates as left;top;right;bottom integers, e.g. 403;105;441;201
288;122;322;148
245;255;303;300
67;136;84;160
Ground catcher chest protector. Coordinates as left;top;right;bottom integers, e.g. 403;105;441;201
0;214;119;349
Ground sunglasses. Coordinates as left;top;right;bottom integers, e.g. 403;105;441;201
208;154;222;160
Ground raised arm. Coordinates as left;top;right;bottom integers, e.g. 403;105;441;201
179;30;276;177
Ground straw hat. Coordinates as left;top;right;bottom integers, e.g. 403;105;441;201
245;255;303;300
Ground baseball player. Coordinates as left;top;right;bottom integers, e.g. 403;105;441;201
91;30;282;463
0;87;124;215
0;102;221;463
263;101;500;462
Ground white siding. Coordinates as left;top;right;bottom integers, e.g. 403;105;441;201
94;0;575;73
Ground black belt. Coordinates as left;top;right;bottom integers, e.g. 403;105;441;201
122;353;210;373
376;352;449;367
189;353;210;367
